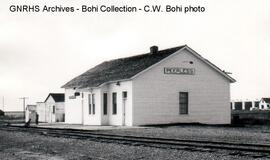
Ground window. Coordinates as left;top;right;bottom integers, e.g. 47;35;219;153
88;94;91;114
112;92;117;114
92;94;95;115
122;91;127;99
179;92;188;114
103;93;108;115
88;94;95;115
52;106;56;114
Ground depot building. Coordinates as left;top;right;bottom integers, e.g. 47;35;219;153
62;45;235;126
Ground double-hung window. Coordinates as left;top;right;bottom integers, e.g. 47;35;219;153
88;94;91;114
112;92;117;114
88;94;95;115
52;106;56;114
103;93;108;115
92;94;95;114
179;92;188;114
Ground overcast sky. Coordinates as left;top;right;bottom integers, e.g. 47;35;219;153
1;0;270;111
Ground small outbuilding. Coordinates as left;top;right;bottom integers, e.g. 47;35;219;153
36;93;65;123
25;105;37;122
62;45;236;126
259;98;270;110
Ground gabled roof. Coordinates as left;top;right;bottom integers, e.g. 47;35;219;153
62;46;185;89
62;45;235;89
262;98;270;103
45;93;65;103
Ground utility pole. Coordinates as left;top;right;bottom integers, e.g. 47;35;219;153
19;97;28;120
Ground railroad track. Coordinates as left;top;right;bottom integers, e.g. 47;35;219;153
1;125;270;158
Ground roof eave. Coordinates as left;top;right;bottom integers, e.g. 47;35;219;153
184;46;236;83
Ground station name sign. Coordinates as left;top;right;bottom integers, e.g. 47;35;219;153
164;67;195;75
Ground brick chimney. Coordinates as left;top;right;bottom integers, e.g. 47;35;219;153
150;46;158;54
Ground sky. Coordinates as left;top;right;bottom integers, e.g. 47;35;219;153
0;0;270;111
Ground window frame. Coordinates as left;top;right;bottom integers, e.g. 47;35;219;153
179;92;189;115
52;105;56;114
122;91;127;99
92;94;95;115
112;92;117;115
88;94;91;115
103;93;108;115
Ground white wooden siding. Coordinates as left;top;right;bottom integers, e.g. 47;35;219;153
65;81;133;126
36;102;46;122
82;89;102;125
133;48;231;125
65;89;83;124
103;81;133;126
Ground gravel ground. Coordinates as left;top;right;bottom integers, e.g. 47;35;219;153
94;125;270;144
0;129;263;160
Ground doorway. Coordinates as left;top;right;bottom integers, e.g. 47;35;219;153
51;105;56;123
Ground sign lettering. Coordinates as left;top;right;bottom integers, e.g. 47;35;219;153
164;67;195;75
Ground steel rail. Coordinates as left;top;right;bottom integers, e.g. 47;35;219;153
1;125;270;155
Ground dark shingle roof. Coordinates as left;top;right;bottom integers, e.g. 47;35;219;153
62;46;185;89
45;93;65;102
262;98;270;103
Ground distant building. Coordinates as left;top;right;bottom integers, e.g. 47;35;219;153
251;101;260;110
62;45;235;126
231;99;262;111
36;102;46;122
3;111;24;118
259;98;270;110
26;105;36;112
25;105;37;122
36;93;65;123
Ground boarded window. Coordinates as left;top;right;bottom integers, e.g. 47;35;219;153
103;93;108;115
179;92;188;114
112;92;117;114
92;94;95;115
88;94;91;114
